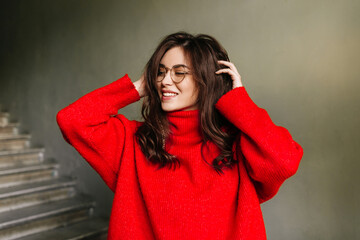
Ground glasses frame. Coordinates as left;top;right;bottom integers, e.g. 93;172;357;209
156;64;192;84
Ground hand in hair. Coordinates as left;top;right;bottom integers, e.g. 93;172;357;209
133;74;146;98
215;60;243;89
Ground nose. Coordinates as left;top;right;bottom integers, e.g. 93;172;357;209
161;70;173;85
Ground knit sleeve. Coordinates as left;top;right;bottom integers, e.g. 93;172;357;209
215;87;303;203
56;74;141;191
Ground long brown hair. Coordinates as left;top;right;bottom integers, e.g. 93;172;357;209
135;32;238;174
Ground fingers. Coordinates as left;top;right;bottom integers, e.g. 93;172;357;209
216;60;239;74
217;60;239;74
215;61;240;77
215;60;243;88
217;60;236;69
215;68;232;74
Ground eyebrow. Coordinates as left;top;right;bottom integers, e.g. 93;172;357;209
159;63;190;69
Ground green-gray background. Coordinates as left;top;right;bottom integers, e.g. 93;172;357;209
1;0;359;239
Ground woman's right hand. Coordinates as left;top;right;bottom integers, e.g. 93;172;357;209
133;74;146;98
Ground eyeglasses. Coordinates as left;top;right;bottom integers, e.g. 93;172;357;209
156;65;192;83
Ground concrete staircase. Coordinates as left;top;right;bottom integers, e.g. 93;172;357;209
0;107;108;240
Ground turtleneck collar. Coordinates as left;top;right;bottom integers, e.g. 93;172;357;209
166;110;203;147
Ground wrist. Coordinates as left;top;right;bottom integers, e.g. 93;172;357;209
133;79;145;98
233;81;243;89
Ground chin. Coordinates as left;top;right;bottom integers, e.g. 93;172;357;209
161;105;178;112
161;103;196;112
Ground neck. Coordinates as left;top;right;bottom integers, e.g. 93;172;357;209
166;110;202;147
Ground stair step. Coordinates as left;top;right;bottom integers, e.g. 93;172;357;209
0;148;44;168
0;135;31;151
0;159;58;188
0;177;77;213
17;217;108;240
0;196;95;240
0;106;107;239
0;113;9;127
0;123;19;137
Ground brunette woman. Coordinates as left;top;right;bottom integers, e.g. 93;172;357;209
57;32;303;240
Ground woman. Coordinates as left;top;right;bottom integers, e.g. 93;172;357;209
57;32;303;240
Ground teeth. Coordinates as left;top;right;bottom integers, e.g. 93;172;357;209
163;92;177;97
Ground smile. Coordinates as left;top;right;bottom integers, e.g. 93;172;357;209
163;92;178;97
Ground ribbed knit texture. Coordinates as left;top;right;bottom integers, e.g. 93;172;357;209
57;74;303;240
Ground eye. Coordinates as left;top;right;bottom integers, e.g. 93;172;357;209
174;66;187;76
174;72;186;76
157;68;166;76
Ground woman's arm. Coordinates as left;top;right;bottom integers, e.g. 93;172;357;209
56;74;141;191
215;62;303;203
216;87;303;203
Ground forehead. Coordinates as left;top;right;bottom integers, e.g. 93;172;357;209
160;46;190;67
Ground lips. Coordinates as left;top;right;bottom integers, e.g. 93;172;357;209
161;90;178;100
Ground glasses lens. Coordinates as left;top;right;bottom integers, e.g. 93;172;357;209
157;67;166;82
171;66;187;83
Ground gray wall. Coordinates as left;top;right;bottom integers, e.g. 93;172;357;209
1;0;359;239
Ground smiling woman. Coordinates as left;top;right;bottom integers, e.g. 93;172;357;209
156;47;198;112
56;32;303;240
135;33;243;170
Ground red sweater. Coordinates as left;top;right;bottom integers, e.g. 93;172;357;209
57;74;303;240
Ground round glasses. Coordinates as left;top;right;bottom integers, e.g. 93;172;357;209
156;65;191;83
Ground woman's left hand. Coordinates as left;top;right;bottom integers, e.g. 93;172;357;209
215;60;243;89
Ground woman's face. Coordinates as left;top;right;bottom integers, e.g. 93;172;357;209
156;46;198;112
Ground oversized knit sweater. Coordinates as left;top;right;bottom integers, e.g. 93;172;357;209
56;74;303;240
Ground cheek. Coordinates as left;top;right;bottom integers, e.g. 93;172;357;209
189;82;199;99
181;84;199;104
191;88;199;102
